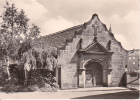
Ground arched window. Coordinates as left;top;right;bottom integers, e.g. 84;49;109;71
106;40;111;51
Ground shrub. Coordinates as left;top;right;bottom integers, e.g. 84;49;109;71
1;69;59;92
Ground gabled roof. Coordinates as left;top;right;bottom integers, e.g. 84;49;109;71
85;42;109;52
33;14;128;52
33;14;104;49
78;41;114;55
34;24;83;49
78;41;110;53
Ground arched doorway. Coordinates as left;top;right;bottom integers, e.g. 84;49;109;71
85;62;103;87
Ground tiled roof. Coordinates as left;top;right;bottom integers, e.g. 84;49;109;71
33;14;129;52
34;24;83;49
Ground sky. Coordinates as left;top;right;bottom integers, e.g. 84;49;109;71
0;0;139;50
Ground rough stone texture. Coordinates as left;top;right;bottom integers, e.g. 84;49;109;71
35;14;129;89
57;14;128;89
78;15;128;86
57;35;81;89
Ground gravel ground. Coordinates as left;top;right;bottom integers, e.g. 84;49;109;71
0;87;139;99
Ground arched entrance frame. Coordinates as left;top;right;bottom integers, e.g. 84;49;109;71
83;59;107;69
83;59;108;87
78;58;112;88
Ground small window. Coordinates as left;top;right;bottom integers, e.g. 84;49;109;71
130;72;137;77
133;57;135;59
133;62;135;64
129;57;131;59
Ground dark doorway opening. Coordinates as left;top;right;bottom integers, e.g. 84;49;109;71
85;62;103;87
56;67;61;88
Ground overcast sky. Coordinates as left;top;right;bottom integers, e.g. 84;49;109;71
0;0;139;50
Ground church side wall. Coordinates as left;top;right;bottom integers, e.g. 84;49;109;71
57;36;81;89
110;43;128;86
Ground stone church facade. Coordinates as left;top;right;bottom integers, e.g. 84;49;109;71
37;14;128;89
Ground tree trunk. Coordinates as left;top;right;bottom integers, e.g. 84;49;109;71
6;57;11;81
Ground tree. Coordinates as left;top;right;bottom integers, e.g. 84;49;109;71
0;1;40;61
0;1;40;83
28;24;40;40
0;2;59;91
1;2;29;38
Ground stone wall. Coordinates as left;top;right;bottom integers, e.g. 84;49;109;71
78;15;128;86
57;35;81;89
126;73;139;87
57;14;128;89
79;54;111;87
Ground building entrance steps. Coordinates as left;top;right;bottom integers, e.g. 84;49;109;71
58;87;130;92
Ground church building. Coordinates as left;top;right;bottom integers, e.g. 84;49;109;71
36;14;128;89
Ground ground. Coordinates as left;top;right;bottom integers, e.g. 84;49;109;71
0;87;139;99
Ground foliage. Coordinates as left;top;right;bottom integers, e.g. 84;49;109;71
0;2;60;92
20;48;58;71
0;47;59;92
1;69;59;92
0;1;40;60
0;70;8;86
28;24;40;39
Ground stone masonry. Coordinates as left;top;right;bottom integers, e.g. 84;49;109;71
35;14;129;89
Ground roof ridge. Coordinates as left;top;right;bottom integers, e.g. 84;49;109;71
128;49;140;51
43;24;83;38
